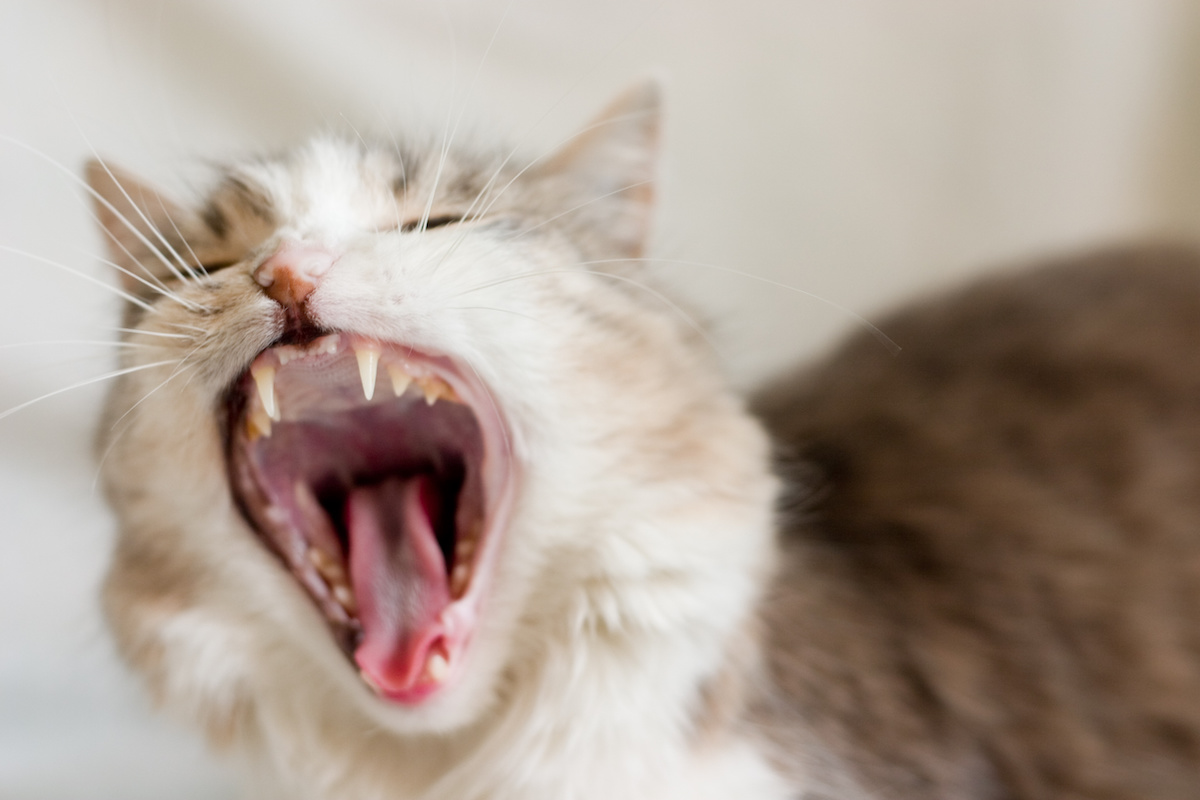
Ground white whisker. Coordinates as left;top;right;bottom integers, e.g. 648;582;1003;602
112;327;195;340
420;6;462;235
443;305;547;326
63;107;197;283
343;112;404;234
505;179;652;241
85;209;176;294
73;247;203;312
463;108;658;233
93;359;201;492
0;339;153;351
0;359;182;422
164;322;208;334
434;109;652;273
451;0;667;240
109;347;203;431
152;193;207;277
0;134;194;286
582;257;901;355
0;244;155;312
70;243;173;299
451;266;715;351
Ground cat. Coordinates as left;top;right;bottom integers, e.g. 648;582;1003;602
87;79;1200;800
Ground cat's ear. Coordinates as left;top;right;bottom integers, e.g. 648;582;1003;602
85;160;209;294
534;80;661;258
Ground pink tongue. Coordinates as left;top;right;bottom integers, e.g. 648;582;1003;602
346;475;450;698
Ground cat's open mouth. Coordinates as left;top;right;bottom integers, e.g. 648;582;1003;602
226;333;515;704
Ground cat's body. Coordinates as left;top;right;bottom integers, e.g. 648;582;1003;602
87;84;1200;799
753;244;1200;799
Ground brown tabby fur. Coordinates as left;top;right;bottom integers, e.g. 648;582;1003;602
753;244;1200;800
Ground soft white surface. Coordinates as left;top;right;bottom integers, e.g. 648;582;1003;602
3;1;1199;796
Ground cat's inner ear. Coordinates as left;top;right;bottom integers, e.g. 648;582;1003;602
534;79;661;258
85;160;213;296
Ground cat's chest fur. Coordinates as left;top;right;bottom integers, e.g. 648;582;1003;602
91;79;1200;799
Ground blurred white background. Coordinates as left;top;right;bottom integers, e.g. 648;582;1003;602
4;1;1200;796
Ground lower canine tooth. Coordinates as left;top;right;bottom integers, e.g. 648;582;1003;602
426;651;449;683
360;670;382;694
355;346;380;401
251;365;279;420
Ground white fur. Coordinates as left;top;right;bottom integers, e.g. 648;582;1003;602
97;88;798;799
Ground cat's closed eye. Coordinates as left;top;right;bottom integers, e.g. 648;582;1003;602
397;214;463;233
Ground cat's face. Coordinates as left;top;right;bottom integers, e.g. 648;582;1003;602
93;84;775;768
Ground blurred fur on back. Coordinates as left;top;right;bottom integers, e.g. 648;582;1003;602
754;244;1200;799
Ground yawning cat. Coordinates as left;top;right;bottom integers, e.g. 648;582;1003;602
90;83;1200;799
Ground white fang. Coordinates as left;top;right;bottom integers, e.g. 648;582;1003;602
251;365;279;421
356;346;380;401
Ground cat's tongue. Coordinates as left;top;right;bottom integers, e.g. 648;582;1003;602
346;475;451;701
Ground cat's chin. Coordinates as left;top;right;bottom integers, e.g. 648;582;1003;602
226;331;516;707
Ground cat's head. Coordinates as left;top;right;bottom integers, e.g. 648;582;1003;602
92;83;775;767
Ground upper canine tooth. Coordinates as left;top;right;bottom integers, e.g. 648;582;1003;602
388;364;413;397
246;405;272;439
355;346;381;401
251;364;279;420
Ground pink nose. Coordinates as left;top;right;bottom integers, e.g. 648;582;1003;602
254;241;335;308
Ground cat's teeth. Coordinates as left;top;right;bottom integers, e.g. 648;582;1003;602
426;651;449;684
388;365;413;397
307;547;346;584
251;364;279;421
316;335;341;355
355;345;381;401
246;404;273;439
455;536;475;562
450;563;470;597
360;670;382;695
416;375;455;406
333;584;357;615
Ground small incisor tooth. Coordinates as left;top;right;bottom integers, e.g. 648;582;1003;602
388;364;412;397
455;536;475;560
251;364;279;420
307;547;346;584
426;651;449;683
417;375;455;406
450;563;470;596
355;346;381;401
333;584;357;614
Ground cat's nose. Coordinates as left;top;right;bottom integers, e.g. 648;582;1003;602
253;241;335;308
